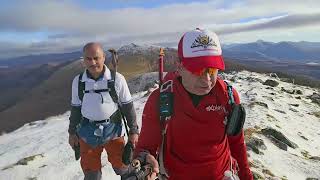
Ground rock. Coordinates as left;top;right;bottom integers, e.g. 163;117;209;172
249;102;268;108
296;89;303;95
306;178;319;180
301;150;310;158
280;78;294;83
313;112;320;118
269;92;276;95
269;73;279;79
289;104;299;107
297;132;308;140
268;136;288;151
246;137;267;154
295;96;302;99
289;108;298;112
249;160;261;168
281;87;295;94
261;128;298;149
307;92;320;106
252;170;265;180
309;156;320;161
273;109;286;114
266;87;274;90
2;154;44;170
263;79;279;87
245;77;264;83
262;169;275;177
267;114;278;122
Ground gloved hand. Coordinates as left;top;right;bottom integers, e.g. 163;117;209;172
68;134;79;149
69;134;80;160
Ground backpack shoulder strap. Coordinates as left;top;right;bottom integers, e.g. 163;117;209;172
78;73;85;102
224;80;235;105
158;79;174;179
108;69;119;104
159;79;174;121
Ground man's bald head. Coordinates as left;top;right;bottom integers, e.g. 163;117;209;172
83;42;104;53
82;42;106;79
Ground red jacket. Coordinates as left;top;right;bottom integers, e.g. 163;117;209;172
135;74;253;180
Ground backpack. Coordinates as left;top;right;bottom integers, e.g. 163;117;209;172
77;70;130;135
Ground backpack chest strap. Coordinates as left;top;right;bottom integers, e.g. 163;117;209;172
83;89;110;94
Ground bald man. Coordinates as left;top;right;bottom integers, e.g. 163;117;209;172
68;42;139;179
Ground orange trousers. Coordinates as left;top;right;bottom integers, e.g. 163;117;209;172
79;136;126;172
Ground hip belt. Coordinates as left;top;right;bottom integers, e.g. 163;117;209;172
83;117;110;124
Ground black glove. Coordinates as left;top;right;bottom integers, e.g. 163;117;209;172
122;141;134;165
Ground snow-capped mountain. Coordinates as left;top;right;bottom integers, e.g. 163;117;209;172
105;43;175;58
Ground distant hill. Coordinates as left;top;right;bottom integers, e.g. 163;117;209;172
0;51;82;68
0;60;84;133
1;42;320;133
223;40;320;63
0;62;72;112
0;45;178;133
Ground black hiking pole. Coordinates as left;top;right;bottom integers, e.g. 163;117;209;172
108;48;133;165
108;48;130;136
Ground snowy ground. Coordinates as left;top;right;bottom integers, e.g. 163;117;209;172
0;71;319;180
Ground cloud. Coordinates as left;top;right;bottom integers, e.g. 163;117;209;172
1;0;319;35
0;0;320;58
211;13;320;35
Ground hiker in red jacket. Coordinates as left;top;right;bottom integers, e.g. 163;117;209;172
134;29;253;180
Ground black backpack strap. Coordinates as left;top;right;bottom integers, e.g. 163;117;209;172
107;70;130;137
108;70;119;104
78;73;85;102
159;80;174;121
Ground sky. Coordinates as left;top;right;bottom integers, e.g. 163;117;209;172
0;71;320;179
0;0;320;59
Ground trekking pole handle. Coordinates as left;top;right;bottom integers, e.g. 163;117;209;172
159;48;165;86
108;48;118;72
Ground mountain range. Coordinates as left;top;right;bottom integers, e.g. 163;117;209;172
223;40;320;63
0;41;319;133
1;40;320;68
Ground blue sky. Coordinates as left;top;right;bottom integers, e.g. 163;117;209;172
0;0;319;58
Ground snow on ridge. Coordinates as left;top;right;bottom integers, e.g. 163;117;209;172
221;71;320;179
0;71;319;179
117;43;160;55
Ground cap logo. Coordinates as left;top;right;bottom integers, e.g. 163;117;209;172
191;35;217;49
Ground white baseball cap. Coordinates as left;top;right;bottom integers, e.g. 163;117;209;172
178;28;225;73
